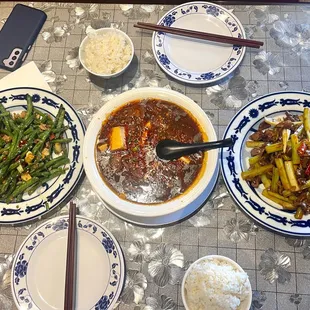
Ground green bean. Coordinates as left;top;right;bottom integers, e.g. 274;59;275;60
31;171;46;178
32;130;50;155
4;177;17;202
18;131;37;156
0;164;9;182
46;118;53;126
16;193;23;202
14;118;24;125
8;161;22;172
23;127;34;136
49;157;70;169
40;114;49;124
51;126;69;134
51;138;72;144
0;112;10;117
28;162;44;173
50;106;65;155
0;146;10;154
25;94;33;120
28;170;65;195
0;105;11;131
0;180;9;196
7;131;22;160
0;140;6;148
0;170;18;196
51;106;63;129
56;108;65;136
44;155;67;169
0;129;13;137
49;168;67;175
33;108;45;118
20;115;34;131
10;177;39;199
7;131;18;160
38;131;51;139
0;104;14;130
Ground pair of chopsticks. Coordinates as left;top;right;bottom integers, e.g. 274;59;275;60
134;22;263;49
64;202;77;310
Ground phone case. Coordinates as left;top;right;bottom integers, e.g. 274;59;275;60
0;4;47;71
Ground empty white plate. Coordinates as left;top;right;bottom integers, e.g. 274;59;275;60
152;1;246;84
11;215;125;310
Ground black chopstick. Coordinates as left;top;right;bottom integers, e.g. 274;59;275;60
64;202;76;310
134;22;263;49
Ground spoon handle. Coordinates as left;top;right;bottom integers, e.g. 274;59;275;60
170;138;233;158
195;138;233;151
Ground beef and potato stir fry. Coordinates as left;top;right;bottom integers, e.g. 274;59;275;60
95;99;206;204
242;108;310;219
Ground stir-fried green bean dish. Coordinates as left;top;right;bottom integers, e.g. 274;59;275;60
242;108;310;220
0;94;71;203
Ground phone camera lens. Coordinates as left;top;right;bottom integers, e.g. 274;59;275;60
14;51;20;55
12;56;17;60
9;61;14;66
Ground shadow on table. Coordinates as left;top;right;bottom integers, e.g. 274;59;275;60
88;54;139;91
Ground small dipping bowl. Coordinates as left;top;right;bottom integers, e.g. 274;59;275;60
79;28;134;79
182;255;252;310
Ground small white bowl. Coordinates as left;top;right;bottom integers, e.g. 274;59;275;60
79;28;134;79
182;255;252;310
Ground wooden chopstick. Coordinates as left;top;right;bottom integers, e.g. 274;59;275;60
134;22;263;49
64;202;77;310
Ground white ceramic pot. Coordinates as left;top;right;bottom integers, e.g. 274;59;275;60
83;87;218;222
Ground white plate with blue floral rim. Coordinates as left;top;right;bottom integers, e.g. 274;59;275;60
152;1;246;85
11;215;125;310
221;91;310;237
0;87;84;225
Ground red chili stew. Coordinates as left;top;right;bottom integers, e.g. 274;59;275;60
95;98;206;204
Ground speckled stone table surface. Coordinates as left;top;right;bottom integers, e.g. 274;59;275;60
0;2;310;310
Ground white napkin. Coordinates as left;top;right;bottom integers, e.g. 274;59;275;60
0;61;51;91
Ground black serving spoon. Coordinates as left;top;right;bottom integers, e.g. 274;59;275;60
156;138;233;160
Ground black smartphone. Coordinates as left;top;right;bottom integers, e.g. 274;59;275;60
0;4;47;72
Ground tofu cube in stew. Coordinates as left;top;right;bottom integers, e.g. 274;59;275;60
110;126;126;151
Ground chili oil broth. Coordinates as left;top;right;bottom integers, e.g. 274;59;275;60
95;98;206;204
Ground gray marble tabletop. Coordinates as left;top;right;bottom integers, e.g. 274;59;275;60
0;2;310;310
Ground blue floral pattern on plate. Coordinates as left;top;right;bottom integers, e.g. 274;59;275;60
153;2;246;84
11;215;125;310
0;87;85;225
221;91;310;237
202;4;223;16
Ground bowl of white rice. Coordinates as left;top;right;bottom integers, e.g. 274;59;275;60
79;28;134;79
182;255;252;310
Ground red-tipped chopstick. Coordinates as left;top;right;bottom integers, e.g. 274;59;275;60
134;22;263;49
64;202;77;310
